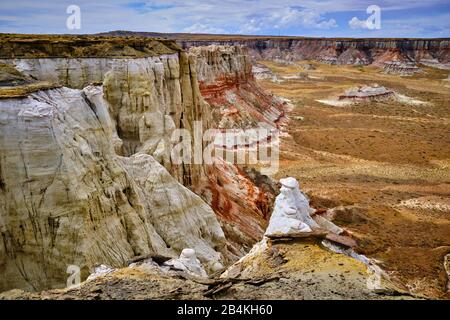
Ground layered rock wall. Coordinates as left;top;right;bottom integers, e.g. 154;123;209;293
0;37;285;290
189;45;288;129
0;51;209;188
180;38;450;66
0;37;227;291
0;85;225;291
94;32;449;66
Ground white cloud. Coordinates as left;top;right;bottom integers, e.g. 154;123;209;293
0;0;448;37
348;17;369;29
240;19;264;33
276;8;338;29
182;23;225;34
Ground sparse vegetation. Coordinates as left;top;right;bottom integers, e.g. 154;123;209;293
258;60;450;299
0;34;181;58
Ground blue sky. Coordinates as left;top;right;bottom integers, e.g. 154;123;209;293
0;0;449;37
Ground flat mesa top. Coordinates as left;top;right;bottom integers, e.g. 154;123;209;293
0;34;182;59
99;31;450;42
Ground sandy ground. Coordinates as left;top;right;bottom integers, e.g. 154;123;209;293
258;61;450;299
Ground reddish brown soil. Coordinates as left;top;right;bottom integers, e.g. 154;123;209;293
260;61;450;299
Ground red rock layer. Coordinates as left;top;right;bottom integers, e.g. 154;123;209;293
186;46;287;256
197;158;272;253
180;38;450;66
200;78;288;129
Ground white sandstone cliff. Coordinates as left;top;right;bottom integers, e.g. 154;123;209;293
0;84;225;291
0;42;285;291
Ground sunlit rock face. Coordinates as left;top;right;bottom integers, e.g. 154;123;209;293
102;55;180;159
0;85;226;292
1;48;212;194
2;58;117;89
191;45;252;86
0;38;288;291
190;45;289;130
181;38;450;67
1;54;193;166
186;45;288;255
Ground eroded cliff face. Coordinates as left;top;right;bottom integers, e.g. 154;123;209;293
180;38;450;66
190;45;288;129
0;84;226;292
0;37;285;291
181;45;288;255
1;50;212;188
0;37;228;291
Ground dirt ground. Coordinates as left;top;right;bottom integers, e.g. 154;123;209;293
258;61;450;299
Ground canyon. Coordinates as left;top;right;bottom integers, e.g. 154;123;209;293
0;35;286;291
0;33;449;300
102;31;450;69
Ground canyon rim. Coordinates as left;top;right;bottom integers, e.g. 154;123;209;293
0;0;449;303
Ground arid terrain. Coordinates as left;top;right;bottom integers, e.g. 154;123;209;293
257;61;450;298
0;33;448;300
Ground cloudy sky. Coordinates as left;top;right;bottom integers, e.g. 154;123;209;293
1;0;449;37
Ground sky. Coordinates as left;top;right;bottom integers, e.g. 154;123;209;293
0;0;449;38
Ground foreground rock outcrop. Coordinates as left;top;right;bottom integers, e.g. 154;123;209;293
0;178;415;300
0;187;421;300
1;237;415;300
0;35;287;291
179;37;450;68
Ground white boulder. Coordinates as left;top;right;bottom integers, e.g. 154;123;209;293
164;248;208;278
265;177;319;236
87;265;116;281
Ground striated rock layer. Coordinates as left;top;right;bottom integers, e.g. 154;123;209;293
186;45;288;255
190;45;289;129
0;36;285;290
179;38;450;67
0;85;226;291
99;32;450;68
